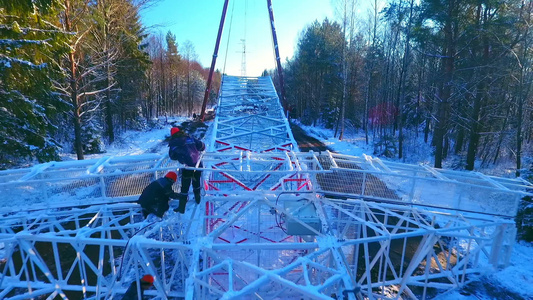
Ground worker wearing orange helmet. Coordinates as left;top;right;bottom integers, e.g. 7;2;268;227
137;171;180;218
168;126;205;213
121;274;154;299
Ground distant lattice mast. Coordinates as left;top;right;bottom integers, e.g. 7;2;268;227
240;39;246;76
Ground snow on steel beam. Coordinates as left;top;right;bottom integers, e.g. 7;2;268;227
86;156;114;174
0;150;530;217
210;75;297;153
0;151;529;217
16;162;55;182
318;153;532;217
0;191;520;299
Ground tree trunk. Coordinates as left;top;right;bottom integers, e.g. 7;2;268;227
466;3;489;171
338;0;350;141
365;80;369;145
424;116;430;144
493;103;510;164
71;51;84;161
105;50;114;143
160;50;165;116
516;92;523;176
454;96;466;155
515;2;533;176
466;88;483;170
434;0;456;169
100;1;115;144
64;0;84;160
397;0;415;159
455;124;464;154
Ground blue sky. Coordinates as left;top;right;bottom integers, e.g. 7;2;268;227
140;0;334;76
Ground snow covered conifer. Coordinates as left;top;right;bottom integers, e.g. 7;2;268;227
0;0;69;169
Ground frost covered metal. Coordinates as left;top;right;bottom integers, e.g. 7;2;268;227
0;75;532;299
209;76;296;152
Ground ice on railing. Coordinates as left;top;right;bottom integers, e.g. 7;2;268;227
315;152;531;217
1;150;530;217
0;154;181;211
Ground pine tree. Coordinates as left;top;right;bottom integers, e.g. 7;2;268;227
114;5;150;130
0;0;69;168
165;30;181;114
92;0;150;141
285;19;344;127
55;0;149;158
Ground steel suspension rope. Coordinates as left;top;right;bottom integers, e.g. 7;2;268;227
222;0;236;75
266;0;288;115
200;0;229;122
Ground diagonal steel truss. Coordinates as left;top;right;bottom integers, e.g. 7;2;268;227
0;75;531;299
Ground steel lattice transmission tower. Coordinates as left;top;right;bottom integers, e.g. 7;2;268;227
0;75;531;300
1;2;532;300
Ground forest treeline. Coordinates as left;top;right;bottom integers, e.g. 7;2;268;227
278;0;532;175
2;0;532;176
0;0;220;168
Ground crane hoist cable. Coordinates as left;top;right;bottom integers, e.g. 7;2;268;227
222;0;236;75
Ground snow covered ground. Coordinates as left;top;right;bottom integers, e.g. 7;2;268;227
60;117;188;161
296;121;531;179
53;117;532;299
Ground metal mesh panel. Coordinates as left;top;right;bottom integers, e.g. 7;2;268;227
0;169;28;183
443;172;493;187
311;153;529;217
0;155;182;211
103;172;154;198
0;151;528;216
316;169;402;201
39;167;92;181
0;177;102;209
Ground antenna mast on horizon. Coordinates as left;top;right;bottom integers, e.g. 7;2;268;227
241;0;247;76
240;39;247;76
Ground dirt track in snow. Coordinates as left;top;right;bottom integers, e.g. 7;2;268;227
290;123;333;152
290;123;399;199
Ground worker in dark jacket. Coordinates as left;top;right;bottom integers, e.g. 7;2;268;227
121;274;154;300
137;171;179;218
168;127;205;213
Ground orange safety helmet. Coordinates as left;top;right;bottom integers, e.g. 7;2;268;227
170;127;180;136
141;274;154;284
165;171;178;182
